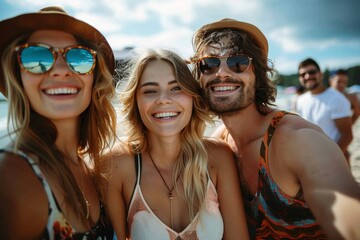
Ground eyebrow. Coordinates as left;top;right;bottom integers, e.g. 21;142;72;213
139;79;178;88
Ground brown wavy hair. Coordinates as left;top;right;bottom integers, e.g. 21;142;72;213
190;28;278;115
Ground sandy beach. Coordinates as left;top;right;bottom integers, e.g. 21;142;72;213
348;118;360;183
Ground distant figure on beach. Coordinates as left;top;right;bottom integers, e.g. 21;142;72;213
191;18;360;239
329;69;360;124
0;6;116;238
291;85;306;112
295;58;353;162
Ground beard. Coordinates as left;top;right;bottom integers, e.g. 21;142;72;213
203;78;254;116
303;79;319;91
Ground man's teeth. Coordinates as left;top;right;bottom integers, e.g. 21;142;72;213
45;88;78;95
213;86;237;92
154;112;178;119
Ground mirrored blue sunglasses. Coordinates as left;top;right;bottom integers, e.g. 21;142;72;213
15;43;97;75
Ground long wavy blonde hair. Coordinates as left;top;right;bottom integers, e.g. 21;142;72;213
2;34;117;221
119;48;212;218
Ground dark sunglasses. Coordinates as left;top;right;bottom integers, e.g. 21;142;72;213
15;43;97;75
198;54;252;75
299;69;318;78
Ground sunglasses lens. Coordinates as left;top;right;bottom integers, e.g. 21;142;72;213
20;46;54;73
199;55;251;75
299;69;318;78
199;58;221;75
66;48;95;74
227;55;250;73
308;69;317;75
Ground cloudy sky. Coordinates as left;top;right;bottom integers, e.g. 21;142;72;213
1;0;359;74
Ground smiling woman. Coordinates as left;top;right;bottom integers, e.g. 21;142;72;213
103;48;249;240
0;6;117;239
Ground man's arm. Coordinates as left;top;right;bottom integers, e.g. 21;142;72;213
284;127;360;239
334;116;353;154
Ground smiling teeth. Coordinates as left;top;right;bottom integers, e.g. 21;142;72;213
45;88;78;95
154;112;178;119
213;86;237;92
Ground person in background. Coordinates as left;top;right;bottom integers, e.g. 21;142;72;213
291;85;306;112
104;48;249;240
296;58;353;163
329;69;360;124
191;18;360;239
0;6;117;239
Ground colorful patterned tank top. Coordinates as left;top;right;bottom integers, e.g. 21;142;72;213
242;111;327;239
0;149;114;240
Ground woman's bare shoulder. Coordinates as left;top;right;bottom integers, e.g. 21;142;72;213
204;137;233;152
0;151;48;237
102;140;136;181
203;138;235;165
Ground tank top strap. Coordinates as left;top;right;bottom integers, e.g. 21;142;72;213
127;152;143;222
134;152;142;186
260;111;296;161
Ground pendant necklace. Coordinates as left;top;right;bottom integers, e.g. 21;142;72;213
149;152;181;229
79;159;90;220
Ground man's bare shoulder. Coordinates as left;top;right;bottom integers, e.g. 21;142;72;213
276;113;324;136
273;112;347;173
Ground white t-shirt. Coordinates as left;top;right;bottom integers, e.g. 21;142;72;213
295;88;351;141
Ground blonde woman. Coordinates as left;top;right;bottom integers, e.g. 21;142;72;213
104;49;249;240
0;6;117;239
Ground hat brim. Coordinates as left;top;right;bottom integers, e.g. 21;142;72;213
0;10;115;95
194;18;268;57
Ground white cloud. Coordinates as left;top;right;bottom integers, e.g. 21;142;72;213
269;27;303;53
272;57;300;75
101;0;149;22
2;0;360;75
77;12;123;33
322;56;360;71
13;0;94;10
109;26;193;58
146;0;196;24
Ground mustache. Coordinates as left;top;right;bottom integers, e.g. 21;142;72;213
205;77;242;89
304;78;317;83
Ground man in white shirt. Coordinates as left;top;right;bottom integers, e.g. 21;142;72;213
295;58;353;162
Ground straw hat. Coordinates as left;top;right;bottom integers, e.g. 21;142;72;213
0;6;115;95
193;18;268;57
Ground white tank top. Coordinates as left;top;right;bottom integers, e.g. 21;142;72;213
127;153;224;240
